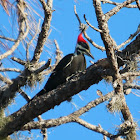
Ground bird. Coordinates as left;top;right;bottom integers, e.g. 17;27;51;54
33;32;94;99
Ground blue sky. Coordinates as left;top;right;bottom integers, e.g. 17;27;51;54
0;0;140;140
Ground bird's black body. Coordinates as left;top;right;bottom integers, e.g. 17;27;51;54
32;32;94;100
36;53;86;97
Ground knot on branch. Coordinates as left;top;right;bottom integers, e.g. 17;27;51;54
79;23;88;32
117;121;137;136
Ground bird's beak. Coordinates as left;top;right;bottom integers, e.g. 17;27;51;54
85;50;94;59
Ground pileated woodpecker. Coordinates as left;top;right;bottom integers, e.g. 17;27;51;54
33;32;94;98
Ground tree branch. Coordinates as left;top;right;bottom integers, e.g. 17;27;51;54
117;24;140;50
101;0;137;8
105;0;136;20
75;118;114;138
0;74;12;85
0;33;139;137
0;35;16;42
31;0;53;63
0;0;29;60
0;68;22;73
93;0;136;139
74;5;105;51
84;14;102;33
21;91;114;132
11;57;26;65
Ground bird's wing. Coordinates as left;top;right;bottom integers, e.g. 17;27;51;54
53;54;74;72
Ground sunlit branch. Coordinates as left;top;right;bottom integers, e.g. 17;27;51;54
26;20;41;61
101;0;137;8
0;74;12;85
31;0;53;63
105;0;136;20
75;118;114;138
74;5;105;51
93;1;135;139
34;59;51;74
121;71;140;79
11;57;26;65
0;68;22;73
84;14;102;33
124;83;140;90
0;1;29;60
0;35;16;42
117;24;140;50
18;89;31;102
54;40;63;64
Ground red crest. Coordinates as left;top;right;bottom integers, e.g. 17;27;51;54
77;33;87;43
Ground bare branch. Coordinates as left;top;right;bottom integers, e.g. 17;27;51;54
93;1;135;138
18;89;31;102
75;118;113;138
11;57;26;65
18;88;48;140
21;91;114;130
31;0;53;63
74;5;81;25
101;0;137;8
26;20;41;61
0;74;12;85
74;5;105;51
0;0;29;61
0;68;22;73
124;83;140;90
105;0;136;20
121;71;140;79
54;40;63;64
117;24;140;50
83;31;105;51
84;14;102;33
34;59;51;74
37;115;48;140
0;35;16;42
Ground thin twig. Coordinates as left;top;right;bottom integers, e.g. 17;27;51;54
11;57;26;65
0;68;22;73
75;118;113;138
105;0;136;20
83;31;105;51
0;1;29;60
18;89;31;102
121;71;140;79
74;5;105;51
34;59;51;74
54;40;63;64
124;83;140;90
38;115;48;140
84;14;102;33
101;0;137;8
0;35;16;42
74;5;81;24
26;19;41;60
117;24;140;50
42;40;62;76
